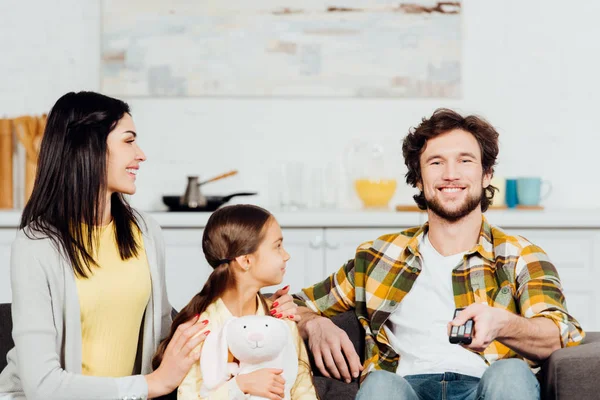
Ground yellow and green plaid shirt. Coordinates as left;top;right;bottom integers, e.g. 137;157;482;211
294;217;584;381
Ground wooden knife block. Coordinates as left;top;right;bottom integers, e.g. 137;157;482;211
0;119;12;208
13;115;46;203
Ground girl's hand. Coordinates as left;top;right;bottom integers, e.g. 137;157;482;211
268;285;301;321
145;316;210;397
236;368;286;400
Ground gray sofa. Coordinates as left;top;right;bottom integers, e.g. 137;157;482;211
1;303;599;399
312;311;600;399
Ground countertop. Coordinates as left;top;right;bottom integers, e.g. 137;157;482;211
2;208;600;229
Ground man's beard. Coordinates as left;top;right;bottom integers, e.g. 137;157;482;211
425;189;482;223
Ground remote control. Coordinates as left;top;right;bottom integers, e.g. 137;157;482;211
449;308;473;345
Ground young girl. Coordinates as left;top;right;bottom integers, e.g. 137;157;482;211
0;91;207;400
153;204;318;400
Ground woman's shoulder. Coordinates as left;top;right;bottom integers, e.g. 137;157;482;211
10;227;65;280
13;225;57;253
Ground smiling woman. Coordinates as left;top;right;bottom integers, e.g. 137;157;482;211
0;91;209;400
106;113;146;204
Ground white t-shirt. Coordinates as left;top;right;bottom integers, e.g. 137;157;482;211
382;233;488;378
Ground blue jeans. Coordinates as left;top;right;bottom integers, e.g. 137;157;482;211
356;359;540;400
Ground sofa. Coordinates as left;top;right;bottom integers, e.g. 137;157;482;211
1;303;600;399
309;311;600;399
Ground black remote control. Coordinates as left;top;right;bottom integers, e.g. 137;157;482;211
449;308;473;344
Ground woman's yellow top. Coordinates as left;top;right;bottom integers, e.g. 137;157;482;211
75;221;151;377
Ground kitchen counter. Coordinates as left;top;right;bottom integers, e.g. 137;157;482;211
0;209;421;229
2;208;600;229
0;210;21;228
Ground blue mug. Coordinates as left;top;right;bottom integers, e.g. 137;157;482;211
505;179;518;208
517;177;552;206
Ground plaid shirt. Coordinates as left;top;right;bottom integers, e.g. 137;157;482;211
294;216;585;381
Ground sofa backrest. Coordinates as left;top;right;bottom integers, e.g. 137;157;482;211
0;303;14;372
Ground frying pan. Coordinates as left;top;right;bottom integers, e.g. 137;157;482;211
162;192;257;212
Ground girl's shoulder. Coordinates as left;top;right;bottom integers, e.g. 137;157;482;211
282;318;301;337
199;299;231;329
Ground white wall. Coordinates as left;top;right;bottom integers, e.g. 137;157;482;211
1;0;599;211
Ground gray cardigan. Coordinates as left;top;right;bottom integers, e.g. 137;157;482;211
0;212;172;400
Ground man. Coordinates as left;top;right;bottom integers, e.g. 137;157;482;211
292;109;584;399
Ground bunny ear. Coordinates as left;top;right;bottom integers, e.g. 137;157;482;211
200;318;236;390
280;322;299;388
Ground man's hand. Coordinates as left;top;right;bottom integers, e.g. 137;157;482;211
448;303;561;361
268;285;300;321
304;316;363;383
448;303;511;352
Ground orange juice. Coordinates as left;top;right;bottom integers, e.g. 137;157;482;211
354;179;397;208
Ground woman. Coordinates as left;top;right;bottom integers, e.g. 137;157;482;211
0;91;209;400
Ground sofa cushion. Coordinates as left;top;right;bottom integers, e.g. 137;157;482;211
314;376;358;399
541;332;600;399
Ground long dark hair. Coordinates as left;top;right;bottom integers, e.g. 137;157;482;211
402;108;499;212
20;91;142;278
152;204;273;370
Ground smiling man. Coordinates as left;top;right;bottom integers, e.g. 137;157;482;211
292;109;584;400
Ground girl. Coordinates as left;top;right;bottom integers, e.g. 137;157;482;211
0;91;208;400
153;204;317;400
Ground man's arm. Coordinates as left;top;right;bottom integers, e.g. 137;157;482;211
451;304;561;362
296;306;321;340
452;243;584;362
499;313;561;361
514;243;585;350
292;257;358;318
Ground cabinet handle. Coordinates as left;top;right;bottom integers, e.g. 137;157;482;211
309;236;324;249
325;241;340;250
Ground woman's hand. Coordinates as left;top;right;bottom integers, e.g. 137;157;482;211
236;368;286;400
145;315;210;397
268;285;301;321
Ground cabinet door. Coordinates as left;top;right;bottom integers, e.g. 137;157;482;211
263;228;324;295
0;229;17;304
162;229;211;311
507;229;600;331
324;227;411;278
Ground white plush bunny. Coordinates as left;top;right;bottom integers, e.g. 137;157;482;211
200;315;299;399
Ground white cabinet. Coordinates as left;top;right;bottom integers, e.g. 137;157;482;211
162;229;210;311
0;229;17;304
